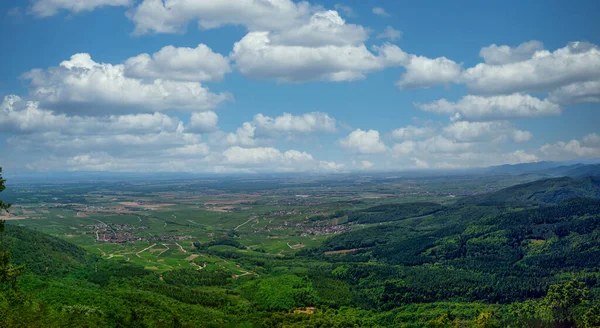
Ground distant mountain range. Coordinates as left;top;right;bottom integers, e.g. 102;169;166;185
473;176;600;205
485;160;600;176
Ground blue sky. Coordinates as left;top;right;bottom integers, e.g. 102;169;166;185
0;0;599;173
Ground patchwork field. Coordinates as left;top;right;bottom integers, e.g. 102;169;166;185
3;173;542;274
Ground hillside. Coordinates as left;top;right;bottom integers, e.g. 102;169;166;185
484;161;600;177
564;164;600;178
472;176;600;204
4;224;98;276
3;176;600;327
306;196;600;310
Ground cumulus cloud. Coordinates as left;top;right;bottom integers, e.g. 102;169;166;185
23;53;230;113
8;129;209;163
461;41;600;94
339;129;387;154
220;111;337;147
26;151;217;173
387;119;541;170
479;40;544;65
230;30;406;82
0;95;182;135
414;136;474;154
253;112;337;135
126;0;314;35
442;121;532;143
539;133;600;160
220;146;341;172
270;10;368;47
124;44;231;82
224;122;258;147
1;94;225;173
416;93;561;121
391;125;436;140
396;55;462;89
164;144;210;156
225;9;415;83
223;146;290;165
391;136;539;169
372;7;389;17
548;80;600;104
353;160;374;169
376;26;402;41
187;111;219;133
31;0;132;17
583;133;600;147
320;160;345;171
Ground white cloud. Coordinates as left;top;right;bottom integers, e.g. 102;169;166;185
187;111;219;133
253;112;337;135
270;10;368;47
339;129;387;154
126;7;418;85
442;121;532;143
230;31;404;83
222;146;283;165
218;146;343;172
391;125;436;140
417;136;474;154
376;26;402;41
512;130;534;143
372;7;389;17
31;0;132;17
354;160;374;169
417;93;561;121
283;149;315;163
396;55;462;89
539;133;600;160
391;140;417;157
334;4;355;17
583;133;600;147
461;41;600;94
1;95;182;135
126;0;314;35
224;122;258;147
548;80;600;104
1;95;218;171
29;151;216;173
388;119;540;170
219;111;337;147
1;95;69;133
374;43;412;66
479;40;544;65
23;53;230;113
8;129;209;164
390;137;539;170
220;146;338;172
165;144;210;156
219;9;415;84
124;44;231;82
320;160;345;171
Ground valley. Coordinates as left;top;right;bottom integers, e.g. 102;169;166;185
2;164;600;327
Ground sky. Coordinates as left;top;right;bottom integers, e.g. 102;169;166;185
0;0;599;174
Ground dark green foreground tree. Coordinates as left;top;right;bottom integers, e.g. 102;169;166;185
0;167;24;290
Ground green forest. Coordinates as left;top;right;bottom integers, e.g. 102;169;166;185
2;169;600;327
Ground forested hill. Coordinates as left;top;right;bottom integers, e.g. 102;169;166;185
470;176;600;205
298;179;600;325
4;224;97;276
484;161;600;177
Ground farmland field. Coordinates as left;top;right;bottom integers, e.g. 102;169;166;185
4;170;600;327
4;173;533;273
